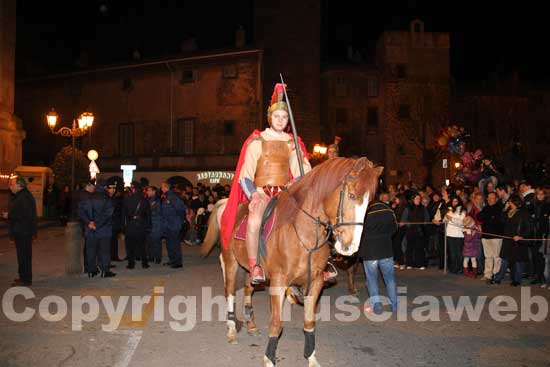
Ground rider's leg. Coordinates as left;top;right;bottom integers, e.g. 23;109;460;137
246;192;269;283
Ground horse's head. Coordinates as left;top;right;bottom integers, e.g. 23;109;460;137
325;157;384;256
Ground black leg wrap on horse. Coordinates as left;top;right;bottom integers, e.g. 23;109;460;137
304;330;315;359
244;305;254;321
265;336;279;365
227;310;236;323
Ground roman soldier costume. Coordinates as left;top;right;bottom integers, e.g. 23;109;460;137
221;83;311;284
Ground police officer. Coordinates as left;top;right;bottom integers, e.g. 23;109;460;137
79;180;116;278
110;184;124;262
161;182;186;268
146;186;163;264
123;182;151;269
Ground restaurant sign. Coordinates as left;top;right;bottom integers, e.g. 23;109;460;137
196;171;234;183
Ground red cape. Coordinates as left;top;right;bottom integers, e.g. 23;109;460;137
220;129;309;249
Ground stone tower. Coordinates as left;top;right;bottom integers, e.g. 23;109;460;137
254;0;321;147
0;0;25;181
377;19;450;185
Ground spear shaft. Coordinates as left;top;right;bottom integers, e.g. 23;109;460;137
279;73;305;177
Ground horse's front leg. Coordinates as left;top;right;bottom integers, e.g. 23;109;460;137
243;272;259;336
264;277;286;367
222;252;239;344
303;277;325;367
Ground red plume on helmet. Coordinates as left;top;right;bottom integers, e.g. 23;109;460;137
271;83;285;105
267;83;290;132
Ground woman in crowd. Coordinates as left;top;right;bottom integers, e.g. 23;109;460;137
391;193;408;269
444;196;467;274
401;192;430;269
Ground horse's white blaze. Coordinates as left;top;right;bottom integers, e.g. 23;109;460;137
334;191;369;256
351;191;369;252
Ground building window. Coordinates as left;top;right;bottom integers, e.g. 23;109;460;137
222;65;238;79
119;123;134;157
335;76;347;97
335;108;348;127
367;78;378;97
396;64;407;79
367;108;378;128
223;120;236;136
180;69;196;84
398;104;410;119
177;118;195;154
122;78;134;93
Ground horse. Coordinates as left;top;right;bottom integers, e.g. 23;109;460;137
201;157;383;367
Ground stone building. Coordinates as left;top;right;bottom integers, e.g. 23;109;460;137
255;0;321;145
0;0;25;192
15;11;454;187
16;48;263;186
322;20;450;185
0;0;25;211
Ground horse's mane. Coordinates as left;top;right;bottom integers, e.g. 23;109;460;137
276;157;361;226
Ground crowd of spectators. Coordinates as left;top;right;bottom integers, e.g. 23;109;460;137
380;168;550;288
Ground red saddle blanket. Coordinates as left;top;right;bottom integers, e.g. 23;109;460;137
235;210;276;242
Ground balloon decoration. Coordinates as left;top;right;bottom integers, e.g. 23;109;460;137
436;125;483;185
435;125;469;155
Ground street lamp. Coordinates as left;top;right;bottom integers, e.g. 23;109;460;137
46;108;94;218
313;144;327;156
87;149;100;181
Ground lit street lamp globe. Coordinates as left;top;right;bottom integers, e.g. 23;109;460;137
87;149;99;161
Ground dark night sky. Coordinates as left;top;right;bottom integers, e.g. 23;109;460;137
15;1;550;84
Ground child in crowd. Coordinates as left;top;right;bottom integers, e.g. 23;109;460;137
463;215;481;278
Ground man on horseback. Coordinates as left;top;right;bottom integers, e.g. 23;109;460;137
223;83;311;284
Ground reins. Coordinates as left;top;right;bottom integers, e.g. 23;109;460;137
290;174;365;296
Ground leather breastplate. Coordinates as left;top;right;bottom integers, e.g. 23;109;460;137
254;140;291;187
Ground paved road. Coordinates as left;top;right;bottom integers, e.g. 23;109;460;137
1;226;549;367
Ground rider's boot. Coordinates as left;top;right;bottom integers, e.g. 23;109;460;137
323;261;338;282
248;258;266;285
246;224;265;285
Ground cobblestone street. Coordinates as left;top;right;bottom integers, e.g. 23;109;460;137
1;226;549;367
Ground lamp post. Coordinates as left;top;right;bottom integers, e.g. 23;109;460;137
46;108;94;190
46;108;94;219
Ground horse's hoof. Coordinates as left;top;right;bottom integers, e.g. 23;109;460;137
263;356;275;367
343;295;360;304
308;352;321;367
227;335;238;345
247;327;260;337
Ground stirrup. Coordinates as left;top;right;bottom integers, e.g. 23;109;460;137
323;262;338;282
251;264;266;285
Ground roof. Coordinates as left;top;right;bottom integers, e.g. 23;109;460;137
17;47;262;83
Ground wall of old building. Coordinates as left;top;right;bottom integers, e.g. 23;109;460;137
377;21;450;186
255;0;321;146
16;51;262;175
0;0;25;181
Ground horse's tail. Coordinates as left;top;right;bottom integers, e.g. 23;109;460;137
200;198;227;257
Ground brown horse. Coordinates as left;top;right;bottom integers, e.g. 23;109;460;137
201;157;383;366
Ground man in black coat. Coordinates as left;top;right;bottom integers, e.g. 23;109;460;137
358;200;398;314
123;183;151;269
1;177;37;286
477;192;504;281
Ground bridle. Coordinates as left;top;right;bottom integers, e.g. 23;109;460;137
295;173;364;243
291;172;366;296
